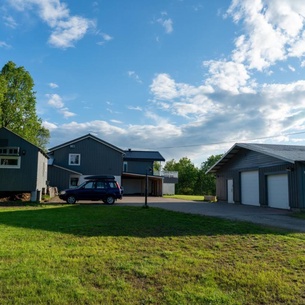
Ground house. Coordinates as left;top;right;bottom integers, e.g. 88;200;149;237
207;143;305;210
48;134;124;191
122;149;165;196
0;127;48;201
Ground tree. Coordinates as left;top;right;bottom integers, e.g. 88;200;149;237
196;154;223;195
0;61;49;149
164;157;199;195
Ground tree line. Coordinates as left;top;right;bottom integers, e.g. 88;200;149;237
0;61;50;150
162;154;223;195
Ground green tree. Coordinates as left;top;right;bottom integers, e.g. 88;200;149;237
196;154;223;195
0;61;49;149
164;157;199;195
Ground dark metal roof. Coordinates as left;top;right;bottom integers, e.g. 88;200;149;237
123;150;165;161
207;143;305;173
48;133;124;154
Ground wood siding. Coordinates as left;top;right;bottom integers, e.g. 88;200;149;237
123;160;154;175
50;137;123;176
0;128;47;192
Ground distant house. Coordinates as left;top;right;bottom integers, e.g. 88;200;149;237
48;134;173;196
122;149;165;196
207;143;305;210
48;134;124;191
0;127;48;201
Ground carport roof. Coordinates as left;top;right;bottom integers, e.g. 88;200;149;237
207;143;305;173
123;150;165;161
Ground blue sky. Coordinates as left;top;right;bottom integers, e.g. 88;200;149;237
2;0;305;166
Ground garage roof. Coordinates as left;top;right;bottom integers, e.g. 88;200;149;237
207;143;305;173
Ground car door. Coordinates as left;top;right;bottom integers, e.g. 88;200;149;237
95;181;107;200
77;181;96;200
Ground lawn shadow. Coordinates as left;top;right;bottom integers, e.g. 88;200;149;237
0;204;296;238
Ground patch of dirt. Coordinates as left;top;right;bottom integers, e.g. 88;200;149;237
0;192;31;202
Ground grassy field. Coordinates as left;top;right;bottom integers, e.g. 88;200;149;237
164;194;205;201
0;204;304;304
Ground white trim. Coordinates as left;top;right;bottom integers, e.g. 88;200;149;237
69;153;81;166
0;156;21;169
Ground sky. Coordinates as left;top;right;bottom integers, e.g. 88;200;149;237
2;0;305;167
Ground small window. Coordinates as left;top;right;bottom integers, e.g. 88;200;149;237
70;177;79;187
83;181;95;189
96;181;106;189
0;156;21;169
69;154;81;166
123;161;128;172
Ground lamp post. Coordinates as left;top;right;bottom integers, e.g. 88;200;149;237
144;167;152;208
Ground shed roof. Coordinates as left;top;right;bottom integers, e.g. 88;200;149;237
207;143;305;173
123;150;165;161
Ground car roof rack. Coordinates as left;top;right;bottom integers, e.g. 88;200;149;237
84;175;115;180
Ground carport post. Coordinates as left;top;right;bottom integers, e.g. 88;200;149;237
144;168;151;208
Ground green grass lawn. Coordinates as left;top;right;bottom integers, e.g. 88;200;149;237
164;194;205;201
0;204;304;304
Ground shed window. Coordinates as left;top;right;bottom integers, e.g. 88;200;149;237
0;156;21;169
69;154;81;166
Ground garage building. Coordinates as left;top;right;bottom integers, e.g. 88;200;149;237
207;143;305;210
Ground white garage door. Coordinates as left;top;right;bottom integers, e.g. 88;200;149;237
267;174;289;209
241;171;259;206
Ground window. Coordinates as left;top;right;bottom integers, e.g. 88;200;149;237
69;154;81;165
83;181;94;189
123;161;128;172
0;147;19;155
70;177;79;187
0;156;21;169
96;181;106;189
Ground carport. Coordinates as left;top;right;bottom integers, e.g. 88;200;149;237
122;172;163;196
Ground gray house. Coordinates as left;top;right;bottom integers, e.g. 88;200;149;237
0;127;48;201
122;150;165;196
48;134;124;191
208;143;305;210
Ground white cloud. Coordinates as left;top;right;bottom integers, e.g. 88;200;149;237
228;0;305;70
47;93;64;108
7;0;94;48
0;41;12;49
3;15;18;28
156;12;173;34
59;108;76;118
49;82;59;88
127;106;142;111
46;93;76;118
203;60;254;94
42;121;58;130
127;71;142;84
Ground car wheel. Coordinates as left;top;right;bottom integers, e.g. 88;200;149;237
105;196;115;205
67;196;76;204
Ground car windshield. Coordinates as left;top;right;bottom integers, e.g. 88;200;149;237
76;181;87;189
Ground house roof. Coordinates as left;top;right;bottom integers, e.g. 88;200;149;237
123;150;165;162
207;143;305;173
48;133;124;154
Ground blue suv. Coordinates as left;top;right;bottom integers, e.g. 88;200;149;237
59;175;123;205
